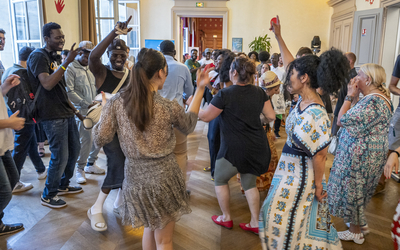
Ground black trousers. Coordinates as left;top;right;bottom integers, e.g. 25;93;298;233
274;116;281;135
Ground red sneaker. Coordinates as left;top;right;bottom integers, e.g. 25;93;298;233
211;215;233;229
239;223;259;235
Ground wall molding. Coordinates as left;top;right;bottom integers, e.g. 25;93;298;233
381;0;400;8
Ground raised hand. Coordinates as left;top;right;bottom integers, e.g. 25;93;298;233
196;68;211;89
115;16;133;35
270;15;281;37
8;110;25;131
65;43;80;64
347;77;359;98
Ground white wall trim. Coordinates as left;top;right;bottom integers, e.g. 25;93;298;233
171;6;228;61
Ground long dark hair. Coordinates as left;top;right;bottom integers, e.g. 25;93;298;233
121;48;166;131
285;48;349;94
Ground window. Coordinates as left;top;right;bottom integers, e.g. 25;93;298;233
95;0;140;64
10;0;43;61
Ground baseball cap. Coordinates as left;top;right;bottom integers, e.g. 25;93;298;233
79;41;94;52
107;39;128;52
205;48;212;53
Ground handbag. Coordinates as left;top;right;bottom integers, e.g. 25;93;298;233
83;68;129;129
328;128;342;155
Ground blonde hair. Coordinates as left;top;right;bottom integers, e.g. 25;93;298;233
359;63;390;97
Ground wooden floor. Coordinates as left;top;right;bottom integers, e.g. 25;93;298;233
0;121;398;250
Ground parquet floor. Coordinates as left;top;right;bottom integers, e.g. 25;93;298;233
0;121;398;250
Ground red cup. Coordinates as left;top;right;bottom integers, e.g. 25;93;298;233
271;17;277;25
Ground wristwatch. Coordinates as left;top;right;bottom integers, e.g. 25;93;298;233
345;95;354;102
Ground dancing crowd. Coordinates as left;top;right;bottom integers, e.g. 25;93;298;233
1;14;400;250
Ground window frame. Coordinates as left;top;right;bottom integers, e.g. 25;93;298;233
9;0;44;62
95;0;141;60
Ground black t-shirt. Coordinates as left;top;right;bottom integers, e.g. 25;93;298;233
334;67;357;116
211;84;271;176
97;67;130;94
27;48;74;121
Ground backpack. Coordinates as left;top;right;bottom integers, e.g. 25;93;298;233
5;68;41;124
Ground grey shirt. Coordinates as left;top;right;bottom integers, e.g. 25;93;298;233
65;60;96;114
159;55;193;107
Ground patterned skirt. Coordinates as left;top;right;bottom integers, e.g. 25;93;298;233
237;130;279;193
118;153;191;231
259;144;342;250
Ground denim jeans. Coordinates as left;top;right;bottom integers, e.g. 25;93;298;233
76;119;101;170
41;117;80;199
13;124;46;175
207;116;220;178
0;151;19;223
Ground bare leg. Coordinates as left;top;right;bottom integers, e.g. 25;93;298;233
143;227;156;250
244;187;260;228
215;185;231;221
154;221;175;250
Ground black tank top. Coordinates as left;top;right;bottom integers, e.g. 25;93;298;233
97;68;130;94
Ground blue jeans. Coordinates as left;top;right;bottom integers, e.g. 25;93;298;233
0;151;19;223
207;116;220;178
41;117;80;199
13;124;46;175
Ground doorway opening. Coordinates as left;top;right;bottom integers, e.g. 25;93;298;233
180;17;223;63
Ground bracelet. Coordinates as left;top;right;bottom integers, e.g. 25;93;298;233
391;150;400;158
60;65;66;71
344;95;354;102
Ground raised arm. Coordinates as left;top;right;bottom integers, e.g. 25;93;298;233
38;44;79;91
89;16;132;89
270;16;295;69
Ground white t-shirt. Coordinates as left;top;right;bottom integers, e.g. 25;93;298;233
271;65;286;82
198;58;214;67
0;91;14;156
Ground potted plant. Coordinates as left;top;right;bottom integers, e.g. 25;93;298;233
248;34;271;53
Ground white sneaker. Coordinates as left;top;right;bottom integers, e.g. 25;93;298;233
37;167;49;180
84;164;105;175
12;182;33;194
76;169;87;184
338;230;365;244
345;222;370;235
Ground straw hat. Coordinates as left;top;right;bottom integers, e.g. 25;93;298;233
260;71;283;90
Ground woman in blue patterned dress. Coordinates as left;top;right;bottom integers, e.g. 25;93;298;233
259;16;349;250
328;63;392;244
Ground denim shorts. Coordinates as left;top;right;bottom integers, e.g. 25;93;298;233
102;134;125;189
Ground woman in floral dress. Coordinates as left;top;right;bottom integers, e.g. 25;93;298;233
328;63;393;244
259;16;349;250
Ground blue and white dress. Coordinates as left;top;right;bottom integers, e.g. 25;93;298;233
259;101;342;250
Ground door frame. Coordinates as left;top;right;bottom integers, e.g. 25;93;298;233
171;6;228;63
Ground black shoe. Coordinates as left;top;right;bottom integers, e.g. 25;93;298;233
41;195;67;208
275;133;281;138
186;190;191;196
0;223;24;236
57;186;83;195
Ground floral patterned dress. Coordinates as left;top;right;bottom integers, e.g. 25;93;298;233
328;94;392;226
259;101;342;250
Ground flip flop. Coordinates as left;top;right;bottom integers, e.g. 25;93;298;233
87;208;107;232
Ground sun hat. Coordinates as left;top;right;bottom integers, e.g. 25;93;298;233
260;71;283;90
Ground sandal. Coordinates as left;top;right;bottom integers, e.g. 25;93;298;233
239;223;259;235
87;208;107;232
203;167;211;172
338;230;364;244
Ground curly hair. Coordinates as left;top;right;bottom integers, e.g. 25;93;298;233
219;52;236;83
42;22;61;38
248;51;259;62
231;56;256;83
285;48;349;94
258;51;270;62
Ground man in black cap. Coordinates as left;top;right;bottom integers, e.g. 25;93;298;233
87;17;131;232
159;40;193;186
1;46;48;194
